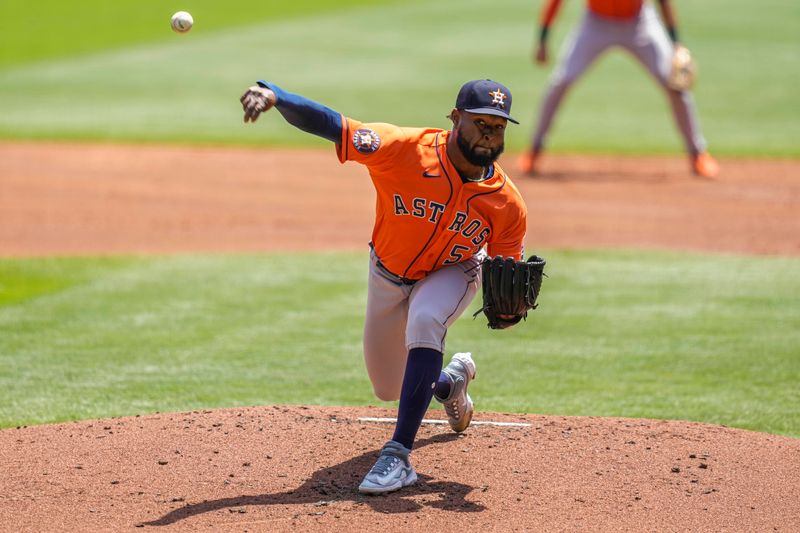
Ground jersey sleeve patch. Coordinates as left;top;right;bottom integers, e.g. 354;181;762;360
352;128;381;154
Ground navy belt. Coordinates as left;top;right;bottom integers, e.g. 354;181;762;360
376;260;418;286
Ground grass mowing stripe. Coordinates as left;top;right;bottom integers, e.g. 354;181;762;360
1;250;798;437
0;257;143;306
0;0;407;68
0;0;797;155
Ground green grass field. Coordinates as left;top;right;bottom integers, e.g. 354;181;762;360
0;0;798;155
0;0;406;68
2;251;798;437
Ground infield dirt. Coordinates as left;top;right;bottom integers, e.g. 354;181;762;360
1;142;799;531
1;142;799;257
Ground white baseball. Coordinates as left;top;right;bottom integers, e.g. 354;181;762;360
170;11;193;33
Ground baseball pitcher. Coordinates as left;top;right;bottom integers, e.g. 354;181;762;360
241;79;544;494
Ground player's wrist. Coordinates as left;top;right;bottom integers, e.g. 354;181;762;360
666;26;679;43
538;26;550;45
256;80;280;106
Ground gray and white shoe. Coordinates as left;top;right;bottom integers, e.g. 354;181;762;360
358;440;418;494
435;352;477;433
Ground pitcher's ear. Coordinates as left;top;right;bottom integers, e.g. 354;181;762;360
448;109;460;125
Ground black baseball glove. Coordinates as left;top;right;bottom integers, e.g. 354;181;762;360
474;255;546;329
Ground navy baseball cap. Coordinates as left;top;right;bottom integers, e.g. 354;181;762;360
455;79;519;124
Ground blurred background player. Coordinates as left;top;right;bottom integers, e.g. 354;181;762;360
518;0;719;178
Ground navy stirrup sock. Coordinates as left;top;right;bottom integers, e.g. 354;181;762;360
392;348;443;449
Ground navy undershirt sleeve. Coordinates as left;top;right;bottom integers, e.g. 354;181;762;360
257;81;342;143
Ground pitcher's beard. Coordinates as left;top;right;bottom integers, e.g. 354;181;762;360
456;134;504;167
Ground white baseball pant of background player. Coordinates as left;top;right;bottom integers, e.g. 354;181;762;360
532;3;707;156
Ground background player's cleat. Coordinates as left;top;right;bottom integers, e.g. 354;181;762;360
517;150;539;175
692;152;720;178
358;440;417;494
435;352;476;433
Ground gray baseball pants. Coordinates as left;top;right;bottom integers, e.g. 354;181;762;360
362;246;482;401
532;3;707;156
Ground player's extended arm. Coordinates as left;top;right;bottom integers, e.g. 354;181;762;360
657;0;680;43
535;0;563;65
240;81;342;143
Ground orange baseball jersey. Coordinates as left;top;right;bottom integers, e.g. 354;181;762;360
541;0;644;24
587;0;644;19
336;117;527;281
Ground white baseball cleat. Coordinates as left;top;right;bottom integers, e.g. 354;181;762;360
358;440;417;494
435;352;476;433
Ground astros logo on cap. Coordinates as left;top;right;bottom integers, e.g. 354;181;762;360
488;89;507;108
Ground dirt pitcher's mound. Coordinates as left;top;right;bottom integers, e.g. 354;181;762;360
1;405;798;532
